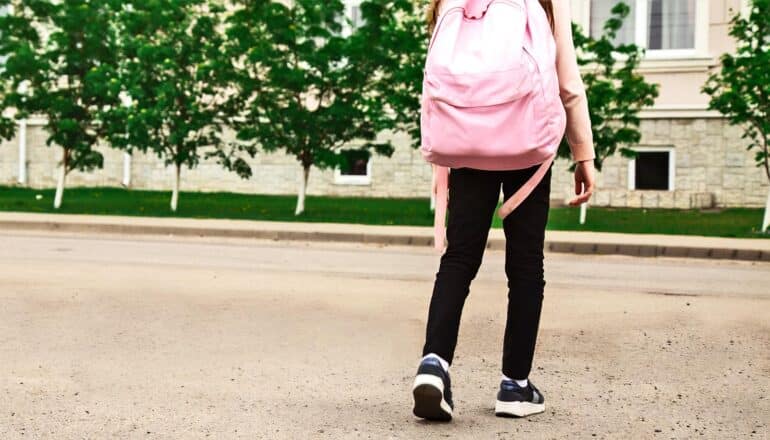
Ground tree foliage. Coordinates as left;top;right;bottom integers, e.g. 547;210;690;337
103;0;237;211
223;0;394;214
0;0;24;141
357;1;658;171
352;0;428;149
703;0;770;182
0;0;122;207
567;2;659;171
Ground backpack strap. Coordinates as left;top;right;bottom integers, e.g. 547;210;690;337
433;165;450;251
431;153;554;253
464;0;494;18
497;152;555;219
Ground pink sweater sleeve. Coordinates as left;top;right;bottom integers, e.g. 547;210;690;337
552;1;596;162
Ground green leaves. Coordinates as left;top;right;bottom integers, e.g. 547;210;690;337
104;0;234;174
566;3;659;171
703;0;770;181
0;0;667;206
0;0;120;174
349;0;428;149
223;0;395;175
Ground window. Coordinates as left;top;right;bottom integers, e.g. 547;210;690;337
589;0;702;56
349;3;363;28
334;149;372;185
340;149;369;176
628;147;676;190
340;0;364;37
590;0;637;45
647;0;696;50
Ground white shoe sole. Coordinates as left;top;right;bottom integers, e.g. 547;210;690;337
495;400;545;418
412;374;452;421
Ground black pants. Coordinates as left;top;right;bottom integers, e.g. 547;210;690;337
422;163;551;380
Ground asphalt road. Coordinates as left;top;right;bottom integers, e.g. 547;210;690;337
1;231;768;439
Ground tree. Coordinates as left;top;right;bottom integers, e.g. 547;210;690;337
0;1;20;143
566;2;658;223
353;0;427;150
568;2;659;169
0;0;121;208
105;0;239;212
703;0;770;233
351;0;433;206
224;0;394;215
358;2;657;221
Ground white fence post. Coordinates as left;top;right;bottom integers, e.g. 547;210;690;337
122;152;132;187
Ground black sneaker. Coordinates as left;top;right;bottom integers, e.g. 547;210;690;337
494;379;545;418
412;357;453;421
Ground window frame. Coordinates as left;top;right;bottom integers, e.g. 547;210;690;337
627;146;676;191
334;155;373;186
585;0;709;60
340;0;363;37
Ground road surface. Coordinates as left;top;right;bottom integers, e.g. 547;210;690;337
0;231;768;439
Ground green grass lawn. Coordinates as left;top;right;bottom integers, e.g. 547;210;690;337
0;185;767;238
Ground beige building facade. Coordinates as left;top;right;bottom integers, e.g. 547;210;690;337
1;0;767;208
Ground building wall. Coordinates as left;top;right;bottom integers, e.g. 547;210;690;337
2;117;767;208
0;124;435;199
571;0;745;117
550;118;768;209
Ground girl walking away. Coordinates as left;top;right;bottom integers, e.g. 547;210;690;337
412;0;596;421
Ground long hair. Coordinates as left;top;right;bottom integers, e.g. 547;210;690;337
427;0;554;34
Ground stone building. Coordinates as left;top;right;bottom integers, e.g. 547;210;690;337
1;0;767;209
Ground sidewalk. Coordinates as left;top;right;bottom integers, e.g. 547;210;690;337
0;211;768;262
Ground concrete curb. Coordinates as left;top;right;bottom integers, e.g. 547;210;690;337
1;213;768;262
542;241;769;262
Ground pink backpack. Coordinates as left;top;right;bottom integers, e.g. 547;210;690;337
421;0;567;249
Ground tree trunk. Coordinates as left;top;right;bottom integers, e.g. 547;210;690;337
18;119;27;185
580;202;588;225
295;165;310;216
170;163;181;212
762;186;770;233
122;152;132;187
53;149;67;209
430;166;436;212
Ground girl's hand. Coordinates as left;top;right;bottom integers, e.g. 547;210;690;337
569;159;595;206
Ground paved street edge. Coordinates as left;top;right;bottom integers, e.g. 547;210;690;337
0;213;768;262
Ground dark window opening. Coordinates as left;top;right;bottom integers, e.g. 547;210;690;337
635;151;670;190
340;149;370;176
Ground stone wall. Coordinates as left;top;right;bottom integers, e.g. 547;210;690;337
0;126;434;199
1;117;767;208
548;118;768;209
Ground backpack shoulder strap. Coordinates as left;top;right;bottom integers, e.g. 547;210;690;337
464;0;494;18
433;165;449;251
